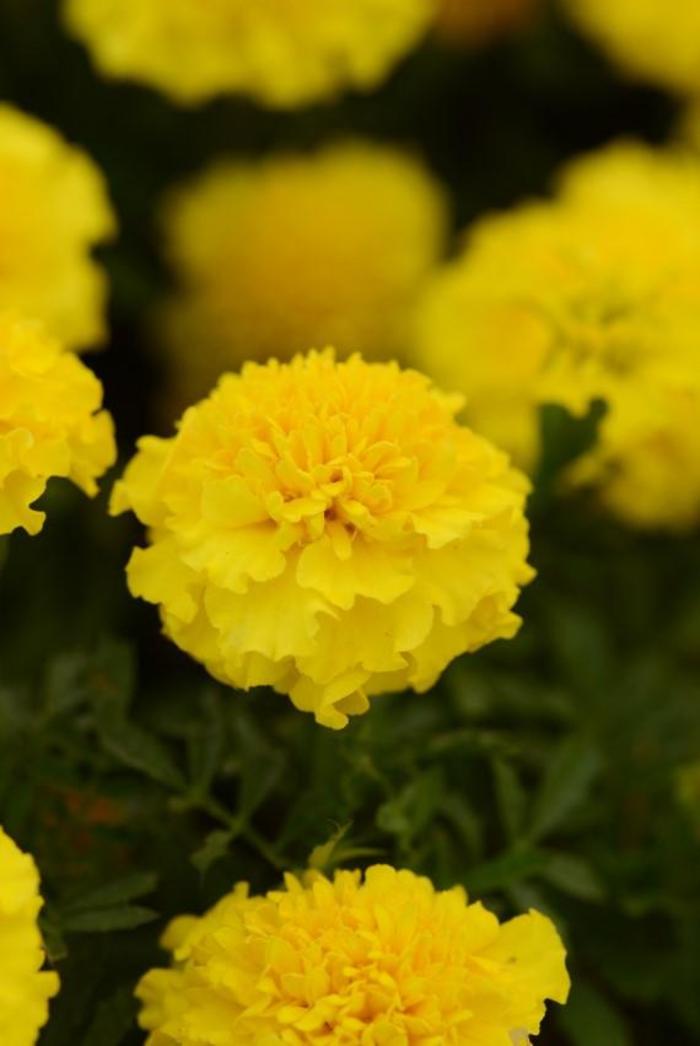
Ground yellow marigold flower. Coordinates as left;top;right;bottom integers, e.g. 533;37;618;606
0;104;115;350
0;314;116;536
415;141;700;530
111;351;532;729
0;826;59;1046
159;142;449;411
564;0;700;94
63;0;432;108
434;0;538;46
137;864;569;1044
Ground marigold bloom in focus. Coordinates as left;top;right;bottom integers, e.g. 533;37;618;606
137;864;569;1044
111;351;532;728
0;826;59;1046
159;142;449;411
564;0;700;94
0;314;116;536
63;0;432;108
434;0;538;46
415;142;700;530
0;104;115;350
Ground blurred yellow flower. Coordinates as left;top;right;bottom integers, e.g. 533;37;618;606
0;314;116;536
415;142;700;530
63;0;432;108
434;0;538;46
159;142;449;411
0;826;59;1046
0;104;115;350
111;350;532;729
564;0;700;94
137;864;569;1044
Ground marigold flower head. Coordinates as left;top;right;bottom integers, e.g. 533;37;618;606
0;313;116;536
0;104;115;350
137;864;569;1044
415;141;700;530
111;351;532;728
0;826;59;1046
63;0;432;108
159;142;449;412
434;0;538;46
564;0;700;94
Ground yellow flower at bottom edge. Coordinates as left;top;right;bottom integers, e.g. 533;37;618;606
111;351;533;729
0;313;116;536
0;104;115;350
63;0;432;108
563;0;700;94
158;141;449;414
414;141;700;531
0;826;59;1046
136;865;569;1045
433;0;539;46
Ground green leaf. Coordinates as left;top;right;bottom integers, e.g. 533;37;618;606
63;872;157;914
558;982;631;1046
97;717;185;791
192;828;235;874
464;848;546;895
62;905;157;933
308;824;351;871
82;987;136;1046
492;757;527;843
543;852;605;902
187;688;224;795
528;737;601;842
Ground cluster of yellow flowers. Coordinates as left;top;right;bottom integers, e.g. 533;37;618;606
63;0;433;108
158;141;448;412
564;0;700;94
112;350;533;728
137;865;569;1045
0;314;115;537
0;104;115;350
415;141;700;530
0;826;59;1045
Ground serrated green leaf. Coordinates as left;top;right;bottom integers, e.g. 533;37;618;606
97;717;185;791
82;987;136;1046
464;848;546;895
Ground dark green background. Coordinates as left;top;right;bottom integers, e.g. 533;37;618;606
0;2;698;1043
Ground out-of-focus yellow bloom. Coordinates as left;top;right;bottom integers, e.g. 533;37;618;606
63;0;432;108
0;826;59;1046
416;142;700;530
679;99;700;150
137;864;569;1044
111;350;532;729
0;104;115;350
564;0;700;94
159;142;449;411
0;314;116;536
434;0;538;46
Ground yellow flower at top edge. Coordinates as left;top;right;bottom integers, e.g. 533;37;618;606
563;0;700;94
434;0;539;46
415;141;700;531
136;864;570;1045
62;0;432;108
0;313;116;536
158;141;449;414
111;350;533;729
0;826;59;1046
0;104;115;350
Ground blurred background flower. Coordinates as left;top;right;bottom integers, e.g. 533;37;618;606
158;141;449;412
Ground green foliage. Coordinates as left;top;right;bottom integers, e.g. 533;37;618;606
0;3;698;1044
